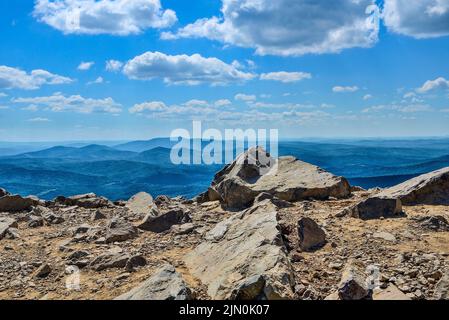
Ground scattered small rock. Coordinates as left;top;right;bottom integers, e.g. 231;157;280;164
138;208;191;233
171;223;195;235
105;219;138;243
298;217;326;251
412;215;449;232
90;248;130;272
125;254;147;272
27;215;44;228
337;260;372;300
34;263;52;278
90;210;107;221
434;271;449;300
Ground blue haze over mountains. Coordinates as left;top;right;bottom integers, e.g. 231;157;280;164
1;138;449;201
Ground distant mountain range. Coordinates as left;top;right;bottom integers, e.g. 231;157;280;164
1;137;449;201
114;138;176;153
12;144;136;161
0;140;126;156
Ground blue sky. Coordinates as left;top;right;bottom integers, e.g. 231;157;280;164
1;0;449;141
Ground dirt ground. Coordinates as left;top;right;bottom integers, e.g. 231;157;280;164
1;193;448;300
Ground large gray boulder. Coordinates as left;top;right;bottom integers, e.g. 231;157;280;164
345;167;449;219
184;199;295;300
126;192;160;218
381;167;449;205
297;217;326;251
105;219;138;243
346;194;403;220
90;247;130;271
115;264;194;300
138;208;191;233
202;147;351;209
0;194;35;212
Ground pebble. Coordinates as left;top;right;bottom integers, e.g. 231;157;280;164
329;262;343;270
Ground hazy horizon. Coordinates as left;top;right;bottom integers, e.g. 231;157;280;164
2;134;449;145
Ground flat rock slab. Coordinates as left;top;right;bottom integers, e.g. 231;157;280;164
55;193;111;208
0;217;18;240
373;284;410;300
206;147;351;209
373;231;396;242
171;223;196;235
184;200;295;300
90;247;129;271
381;167;449;205
115;264;193;300
347;167;449;219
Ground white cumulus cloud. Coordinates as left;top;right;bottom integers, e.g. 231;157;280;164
128;97;341;126
33;0;177;36
260;71;312;83
77;61;94;71
0;66;73;90
184;100;209;108
417;77;449;93
129;101;167;114
162;0;380;56
87;76;105;85
106;60;124;72
123;51;256;86
333;86;359;93
13;93;122;114
235;94;257;102
214;99;232;107
130;98;233;114
383;0;449;38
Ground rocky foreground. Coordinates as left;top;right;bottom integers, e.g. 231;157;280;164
1;147;449;300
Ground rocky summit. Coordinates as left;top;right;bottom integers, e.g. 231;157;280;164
0;148;448;300
199;147;351;209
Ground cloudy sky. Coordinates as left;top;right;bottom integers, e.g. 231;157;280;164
1;0;449;141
